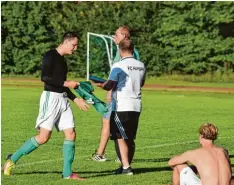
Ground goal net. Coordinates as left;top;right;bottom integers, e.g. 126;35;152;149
86;32;117;80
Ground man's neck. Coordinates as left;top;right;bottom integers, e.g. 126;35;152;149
56;45;65;56
201;140;215;148
120;52;133;58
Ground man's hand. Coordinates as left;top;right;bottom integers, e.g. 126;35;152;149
96;83;103;88
64;81;79;89
74;98;90;111
95;80;116;91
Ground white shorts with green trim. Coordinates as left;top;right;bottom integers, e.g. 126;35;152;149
180;167;201;185
35;91;75;132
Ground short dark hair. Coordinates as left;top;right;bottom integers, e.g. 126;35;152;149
62;31;78;43
119;39;134;53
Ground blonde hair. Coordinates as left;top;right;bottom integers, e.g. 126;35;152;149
199;123;218;141
118;25;130;40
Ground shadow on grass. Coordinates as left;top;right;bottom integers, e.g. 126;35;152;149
132;166;171;174
133;158;170;163
85;166;172;178
13;166;172;178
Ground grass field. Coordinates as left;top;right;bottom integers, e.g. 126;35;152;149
2;75;234;88
1;80;234;185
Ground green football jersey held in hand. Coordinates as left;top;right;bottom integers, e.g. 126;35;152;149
75;81;107;115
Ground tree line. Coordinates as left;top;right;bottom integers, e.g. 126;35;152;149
1;1;234;77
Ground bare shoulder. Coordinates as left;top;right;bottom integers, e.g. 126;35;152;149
222;147;229;155
186;148;209;159
213;146;231;161
220;147;230;158
215;146;229;154
182;148;201;157
189;148;203;154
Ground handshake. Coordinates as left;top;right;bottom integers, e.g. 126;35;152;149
89;75;107;88
63;75;106;89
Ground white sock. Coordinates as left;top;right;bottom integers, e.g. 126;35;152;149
123;166;130;169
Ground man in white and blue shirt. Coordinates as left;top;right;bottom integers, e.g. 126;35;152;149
97;39;146;175
92;26;140;163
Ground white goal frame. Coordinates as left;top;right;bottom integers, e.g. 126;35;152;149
86;32;115;80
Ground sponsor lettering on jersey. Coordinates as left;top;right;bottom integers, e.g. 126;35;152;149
127;66;144;71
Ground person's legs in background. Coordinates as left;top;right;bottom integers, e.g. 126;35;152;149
92;102;112;162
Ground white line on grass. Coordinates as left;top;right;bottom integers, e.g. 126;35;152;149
138;140;198;149
17;155;89;168
139;136;234;150
15;136;233;168
17;159;63;167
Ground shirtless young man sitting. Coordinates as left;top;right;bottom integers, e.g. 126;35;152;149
168;123;232;185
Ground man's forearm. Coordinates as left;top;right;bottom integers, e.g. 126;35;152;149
65;87;76;101
168;155;185;167
102;80;116;91
168;157;177;167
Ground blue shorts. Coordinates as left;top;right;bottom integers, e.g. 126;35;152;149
103;102;112;120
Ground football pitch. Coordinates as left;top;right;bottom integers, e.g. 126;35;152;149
1;83;234;185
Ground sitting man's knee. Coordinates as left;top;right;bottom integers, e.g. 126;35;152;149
175;164;188;173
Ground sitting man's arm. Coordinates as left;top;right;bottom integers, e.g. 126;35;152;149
168;150;192;168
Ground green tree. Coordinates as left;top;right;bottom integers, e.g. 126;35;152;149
1;1;234;77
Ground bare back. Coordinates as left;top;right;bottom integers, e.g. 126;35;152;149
188;146;231;185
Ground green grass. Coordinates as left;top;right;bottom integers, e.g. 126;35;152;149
1;83;234;185
146;75;234;88
2;75;234;88
147;71;234;83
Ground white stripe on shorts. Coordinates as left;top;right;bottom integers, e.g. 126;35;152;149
41;91;50;119
114;113;128;139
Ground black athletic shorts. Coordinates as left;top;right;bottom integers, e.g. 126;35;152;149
110;111;140;140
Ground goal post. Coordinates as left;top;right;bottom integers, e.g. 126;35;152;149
86;32;115;80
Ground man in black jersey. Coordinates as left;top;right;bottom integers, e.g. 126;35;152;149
3;32;89;181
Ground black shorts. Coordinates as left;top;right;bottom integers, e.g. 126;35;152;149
110;111;140;140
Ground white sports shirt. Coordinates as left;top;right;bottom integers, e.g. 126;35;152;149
108;56;146;112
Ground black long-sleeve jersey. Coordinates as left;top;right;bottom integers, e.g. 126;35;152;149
41;49;76;101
